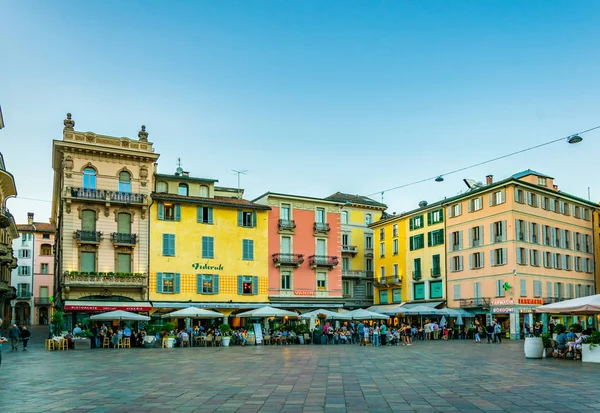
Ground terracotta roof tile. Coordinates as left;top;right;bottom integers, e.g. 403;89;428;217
16;222;55;232
325;192;387;208
151;193;270;210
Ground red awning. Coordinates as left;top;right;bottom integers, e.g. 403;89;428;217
63;301;152;312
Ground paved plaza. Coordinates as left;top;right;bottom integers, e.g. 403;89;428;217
1;335;600;413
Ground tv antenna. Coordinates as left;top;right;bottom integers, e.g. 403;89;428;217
231;169;248;198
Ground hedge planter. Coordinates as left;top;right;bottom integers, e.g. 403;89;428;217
73;338;91;350
222;336;231;347
246;336;256;346
524;337;544;359
582;346;600;363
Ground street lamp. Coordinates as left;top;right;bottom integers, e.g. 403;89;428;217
434;176;444;182
567;135;583;144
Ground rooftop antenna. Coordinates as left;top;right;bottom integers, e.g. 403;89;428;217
381;191;384;203
176;157;183;175
231;169;248;198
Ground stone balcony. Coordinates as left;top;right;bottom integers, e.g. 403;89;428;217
341;245;358;256
63;272;147;288
341;270;373;279
69;187;146;205
375;276;402;286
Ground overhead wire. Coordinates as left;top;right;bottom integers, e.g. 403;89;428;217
367;125;600;197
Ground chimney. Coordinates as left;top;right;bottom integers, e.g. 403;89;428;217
486;175;493;185
27;212;34;225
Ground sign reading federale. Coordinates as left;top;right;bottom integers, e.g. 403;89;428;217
192;262;224;271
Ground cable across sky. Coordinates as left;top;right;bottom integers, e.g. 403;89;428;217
366;125;600;198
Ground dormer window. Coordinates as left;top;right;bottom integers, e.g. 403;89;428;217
538;177;547;186
199;185;209;198
156;181;168;193
178;183;189;196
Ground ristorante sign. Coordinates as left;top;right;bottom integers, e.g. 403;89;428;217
64;304;151;311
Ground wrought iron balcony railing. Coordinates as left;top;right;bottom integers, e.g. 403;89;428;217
277;219;296;231
16;291;32;299
112;233;137;246
35;297;52;306
74;230;102;244
70;187;145;204
412;270;422;280
313;222;331;234
308;255;338;268
431;267;441;278
542;297;565;305
459;297;491;309
272;253;304;267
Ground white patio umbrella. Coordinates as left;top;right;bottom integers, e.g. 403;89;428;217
90;310;150;321
236;306;298;318
298;309;351;320
440;316;447;328
162;307;223;319
456;314;464;326
345;309;390;320
535;294;600;315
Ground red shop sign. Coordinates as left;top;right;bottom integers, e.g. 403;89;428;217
64;305;152;312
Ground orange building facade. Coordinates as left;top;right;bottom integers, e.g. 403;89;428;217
445;171;597;338
253;192;344;311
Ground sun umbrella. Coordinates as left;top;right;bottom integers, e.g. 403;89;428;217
398;305;444;316
345;309;390;320
90;310;150;321
236;306;298;318
162;307;223;319
535;294;600;315
298;309;351;320
440;316;447;328
456;314;464;326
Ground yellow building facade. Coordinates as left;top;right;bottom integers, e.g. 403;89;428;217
149;168;270;322
324;192;386;309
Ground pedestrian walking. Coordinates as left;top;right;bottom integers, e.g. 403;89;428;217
380;322;387;346
372;323;380;347
0;318;8;367
9;324;20;351
475;325;482;343
20;326;31;351
486;324;494;344
494;320;502;343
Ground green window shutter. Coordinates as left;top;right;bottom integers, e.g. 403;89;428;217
238;276;243;294
174;273;180;293
175;204;181;221
156;273;163;293
427;212;432;226
237;210;243;226
202;237;207;257
409;236;414;251
439;229;444;244
439;209;444;222
196;274;202;294
253;276;259;295
252;211;257;228
209;237;214;258
162;234;169;256
208;207;213;224
169;234;176;256
197;206;202;223
158;203;164;220
409;218;414;231
214;274;219;294
249;240;254;259
428;232;432;247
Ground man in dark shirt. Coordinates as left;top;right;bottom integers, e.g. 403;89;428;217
0;318;8;367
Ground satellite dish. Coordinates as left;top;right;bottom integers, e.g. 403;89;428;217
463;179;478;189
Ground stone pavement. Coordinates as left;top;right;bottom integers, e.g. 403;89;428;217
0;337;599;413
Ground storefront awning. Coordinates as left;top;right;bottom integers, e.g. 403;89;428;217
151;301;344;309
64;301;152;312
367;301;444;315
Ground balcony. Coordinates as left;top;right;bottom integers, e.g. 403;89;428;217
277;219;296;233
16;291;32;299
70;187;146;204
63;271;147;288
74;230;102;244
112;233;137;246
431;267;442;278
313;222;331;235
377;276;402;286
412;270;422;281
459;297;491;309
0;206;14;228
342;245;358;256
542;297;565;305
364;246;374;258
308;255;338;269
272;253;304;268
342;270;373;279
35;297;52;306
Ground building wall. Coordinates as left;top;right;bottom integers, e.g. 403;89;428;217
11;232;34;324
372;216;406;304
265;200;342;299
148;201;270;312
33;231;54;325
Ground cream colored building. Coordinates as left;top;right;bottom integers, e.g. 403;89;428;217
51;114;159;324
0;152;18;320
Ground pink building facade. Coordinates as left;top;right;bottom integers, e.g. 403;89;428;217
253;192;344;311
33;221;54;325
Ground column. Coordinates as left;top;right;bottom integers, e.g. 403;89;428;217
11;304;15;324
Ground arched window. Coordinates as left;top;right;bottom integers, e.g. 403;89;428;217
82;168;96;189
119;171;131;193
178;183;189;196
40;244;52;256
365;213;372;225
341;211;349;224
199;185;209;198
156;181;168;193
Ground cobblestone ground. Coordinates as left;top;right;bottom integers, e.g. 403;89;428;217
1;334;599;413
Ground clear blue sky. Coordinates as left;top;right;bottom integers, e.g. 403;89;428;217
2;1;599;223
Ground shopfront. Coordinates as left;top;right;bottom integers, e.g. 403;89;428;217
490;298;545;339
63;300;152;330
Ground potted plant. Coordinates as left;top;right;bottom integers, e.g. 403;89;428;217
524;331;544;359
51;310;66;337
295;324;309;344
541;333;552;357
73;329;93;350
162;322;176;347
582;331;600;363
219;323;232;347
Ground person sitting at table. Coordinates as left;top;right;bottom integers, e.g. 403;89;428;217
554;327;569;358
111;329;123;348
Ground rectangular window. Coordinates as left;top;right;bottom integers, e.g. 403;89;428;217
448;203;462;218
380;266;386;278
520;279;527;297
428;229;444;247
559;201;570;216
42;233;50;239
515;219;526;241
316;273;327;291
453;284;461;300
80;252;95;272
409;215;424;230
392;288;402;303
242;239;254;260
117;253;131;273
530;249;540;266
531;223;539;244
198;274;215;294
341;211;348;224
342;280;351;296
430;280;443;299
239;211;256;228
392;224;398;238
469;197;483;212
541;196;548;210
538;177;547;186
450;230;462;251
158;202;179;221
197;206;214;224
342;233;349;246
413;258;421;278
18;249;31;259
162;273;175;293
490;190;506;206
573;205;580;219
379;228;385;240
450;255;463;272
242;275;254;294
379;242;385;258
496;280;506;297
533;280;542;298
575;256;582;272
18;266;31;276
409;234;425;251
81;210;96;231
202;236;214;258
162;234;175;257
528;192;539;207
365;281;373;298
342;257;350;270
413;283;425;300
366;258;373;271
491;248;507;266
392;263;399;276
470;252;484;269
491;220;506;243
365;214;372;225
365;235;373;249
432;254;441;276
428;209;444;225
379;290;389;304
40;263;49;274
514;188;525;204
281;271;291;290
392;239;398;255
516;247;528;265
315;208;325;224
